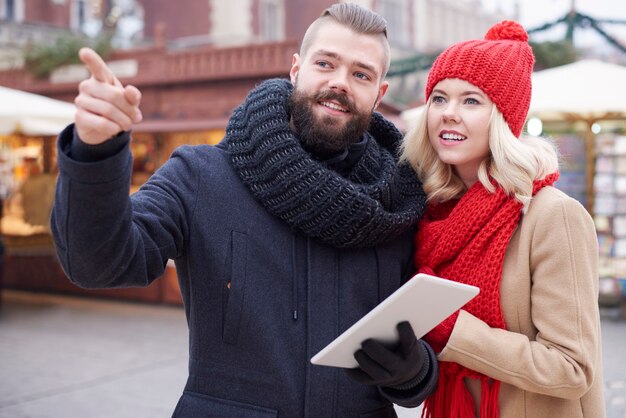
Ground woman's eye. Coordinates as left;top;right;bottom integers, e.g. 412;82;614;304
465;98;480;105
432;95;445;104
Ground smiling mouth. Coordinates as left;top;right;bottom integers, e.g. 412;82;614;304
320;101;349;113
441;132;467;141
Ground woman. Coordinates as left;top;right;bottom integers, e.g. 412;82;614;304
402;20;605;417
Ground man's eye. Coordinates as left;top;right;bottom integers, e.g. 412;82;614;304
316;61;331;68
355;72;371;81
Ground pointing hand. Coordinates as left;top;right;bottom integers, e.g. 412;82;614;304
74;47;143;145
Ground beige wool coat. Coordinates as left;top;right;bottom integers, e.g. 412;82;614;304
439;186;606;417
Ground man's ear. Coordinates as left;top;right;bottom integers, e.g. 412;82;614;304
375;81;389;109
290;53;301;84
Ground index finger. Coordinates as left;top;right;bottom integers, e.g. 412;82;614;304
79;47;115;85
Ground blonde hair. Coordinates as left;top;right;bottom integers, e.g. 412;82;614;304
400;100;559;210
300;3;390;79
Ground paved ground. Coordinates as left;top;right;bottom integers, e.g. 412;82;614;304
601;304;626;418
0;290;624;417
0;291;188;418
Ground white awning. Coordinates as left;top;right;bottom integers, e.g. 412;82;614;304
0;86;75;136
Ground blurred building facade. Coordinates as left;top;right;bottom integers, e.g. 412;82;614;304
0;0;506;303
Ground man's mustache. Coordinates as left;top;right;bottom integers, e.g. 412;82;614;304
314;90;357;114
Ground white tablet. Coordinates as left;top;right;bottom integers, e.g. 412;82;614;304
310;273;479;368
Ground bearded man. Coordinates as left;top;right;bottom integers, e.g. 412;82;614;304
51;4;436;417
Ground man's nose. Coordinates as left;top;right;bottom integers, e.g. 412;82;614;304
328;69;350;93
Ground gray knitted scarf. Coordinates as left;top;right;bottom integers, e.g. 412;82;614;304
223;78;426;248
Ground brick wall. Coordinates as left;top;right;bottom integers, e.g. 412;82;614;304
24;0;70;27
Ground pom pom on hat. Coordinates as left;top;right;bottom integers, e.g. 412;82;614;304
484;20;529;42
425;20;534;137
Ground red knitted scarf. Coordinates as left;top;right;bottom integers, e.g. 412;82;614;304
416;173;558;418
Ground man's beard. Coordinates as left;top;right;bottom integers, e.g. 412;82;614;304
289;86;374;158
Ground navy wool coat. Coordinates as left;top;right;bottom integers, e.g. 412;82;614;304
51;126;436;417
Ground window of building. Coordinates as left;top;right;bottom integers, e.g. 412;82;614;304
259;0;284;41
73;0;87;30
379;0;409;47
71;0;101;36
1;0;23;21
6;0;14;19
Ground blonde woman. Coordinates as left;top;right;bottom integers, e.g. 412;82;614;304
402;20;605;417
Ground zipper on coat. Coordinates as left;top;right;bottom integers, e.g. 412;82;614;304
291;234;299;321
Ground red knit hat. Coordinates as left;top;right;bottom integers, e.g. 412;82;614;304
425;20;534;137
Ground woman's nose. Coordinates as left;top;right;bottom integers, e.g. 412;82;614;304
442;104;459;123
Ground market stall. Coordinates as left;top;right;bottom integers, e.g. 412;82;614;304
0;86;76;303
0;85;75;197
0;87;193;304
528;59;626;212
528;60;626;304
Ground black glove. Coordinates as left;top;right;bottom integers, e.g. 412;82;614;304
345;321;426;389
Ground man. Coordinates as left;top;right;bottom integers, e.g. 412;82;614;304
51;4;437;417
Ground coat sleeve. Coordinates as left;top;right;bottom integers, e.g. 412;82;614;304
51;124;198;289
438;190;601;400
